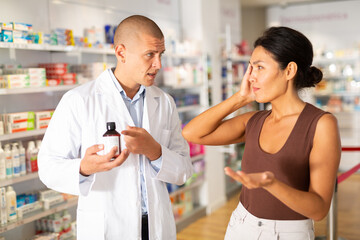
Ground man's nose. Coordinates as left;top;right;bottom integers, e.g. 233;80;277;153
152;57;162;69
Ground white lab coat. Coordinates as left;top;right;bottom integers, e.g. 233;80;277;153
38;69;194;240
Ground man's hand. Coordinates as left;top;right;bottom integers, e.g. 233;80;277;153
79;144;129;176
224;167;275;189
121;126;162;160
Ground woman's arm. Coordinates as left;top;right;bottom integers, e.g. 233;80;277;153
182;65;257;145
225;113;341;221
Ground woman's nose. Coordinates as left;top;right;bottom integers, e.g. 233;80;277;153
249;75;256;83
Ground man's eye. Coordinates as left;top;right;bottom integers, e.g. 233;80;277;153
258;66;263;70
146;53;153;57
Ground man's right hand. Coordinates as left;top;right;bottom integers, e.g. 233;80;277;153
79;144;130;176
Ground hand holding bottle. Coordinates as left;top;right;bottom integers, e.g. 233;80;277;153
79;144;129;176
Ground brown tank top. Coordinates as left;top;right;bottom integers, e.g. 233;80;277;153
240;103;328;220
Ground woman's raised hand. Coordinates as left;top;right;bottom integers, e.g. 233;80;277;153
237;64;255;103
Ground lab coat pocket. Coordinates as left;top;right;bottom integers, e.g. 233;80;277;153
159;129;171;147
77;209;104;240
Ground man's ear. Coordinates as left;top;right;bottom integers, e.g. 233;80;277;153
286;61;297;81
115;44;126;63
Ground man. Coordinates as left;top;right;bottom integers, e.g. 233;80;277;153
38;15;193;240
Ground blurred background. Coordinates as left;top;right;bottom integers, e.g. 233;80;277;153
0;0;359;239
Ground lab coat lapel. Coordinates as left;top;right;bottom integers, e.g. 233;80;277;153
143;87;159;135
96;70;135;127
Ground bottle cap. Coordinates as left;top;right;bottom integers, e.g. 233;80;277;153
106;122;116;131
28;141;35;149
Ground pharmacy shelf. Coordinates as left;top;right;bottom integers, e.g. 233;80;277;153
0;129;46;142
169;178;205;198
0;85;79;95
164;52;202;60
0;172;39;188
161;83;203;90
175;205;206;232
0;42;114;55
177;104;202;113
313;55;359;64
313;91;360;97
191;154;205;163
225;182;241;199
228;55;251;62
0;197;78;233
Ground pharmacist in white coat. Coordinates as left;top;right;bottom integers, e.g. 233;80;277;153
38;15;193;240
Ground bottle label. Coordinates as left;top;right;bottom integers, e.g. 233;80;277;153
101;136;120;158
13;165;20;175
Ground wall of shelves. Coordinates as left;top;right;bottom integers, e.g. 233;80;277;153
0;0;218;238
0;197;77;234
312;56;360;172
160;50;209;230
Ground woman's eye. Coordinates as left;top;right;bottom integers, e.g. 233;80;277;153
258;66;263;70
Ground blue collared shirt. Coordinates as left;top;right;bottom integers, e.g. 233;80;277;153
109;69;162;214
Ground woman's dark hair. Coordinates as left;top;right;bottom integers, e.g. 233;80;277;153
254;26;322;90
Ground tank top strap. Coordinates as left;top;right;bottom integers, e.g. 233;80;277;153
287;103;329;152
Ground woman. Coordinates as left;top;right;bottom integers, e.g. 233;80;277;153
182;26;341;239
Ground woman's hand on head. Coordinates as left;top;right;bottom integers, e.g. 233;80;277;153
237;64;255;103
224;167;275;189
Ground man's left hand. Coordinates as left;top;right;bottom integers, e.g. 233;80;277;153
121;126;162;160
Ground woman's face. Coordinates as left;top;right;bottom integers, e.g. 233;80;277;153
249;46;288;103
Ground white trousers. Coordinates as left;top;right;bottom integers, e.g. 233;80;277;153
224;202;315;240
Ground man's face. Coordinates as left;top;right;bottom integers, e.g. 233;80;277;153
124;33;165;87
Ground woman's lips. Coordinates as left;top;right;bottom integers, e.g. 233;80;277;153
252;87;260;92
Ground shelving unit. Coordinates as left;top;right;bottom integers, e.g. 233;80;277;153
160;52;209;230
0;197;78;234
312;55;360;112
0;129;46;142
0;42;114;55
175;205;206;232
191;154;205;163
177;104;202;113
0;85;79;95
0;1;217;238
0;172;39;188
0;40;99;238
169;178;205;198
312;56;360;172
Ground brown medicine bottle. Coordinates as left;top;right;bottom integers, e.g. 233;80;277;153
102;122;121;159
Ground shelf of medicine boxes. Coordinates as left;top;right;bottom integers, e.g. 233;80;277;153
0;84;82;141
173;178;207;231
222;55;250;100
163;52;202;60
169;154;205;198
0;128;46;142
0;84;80;95
0;172;39;188
222;143;243;198
160;84;204;113
175;205;207;231
0;42;114;55
0;196;78;233
177;104;202;113
312;55;360;108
